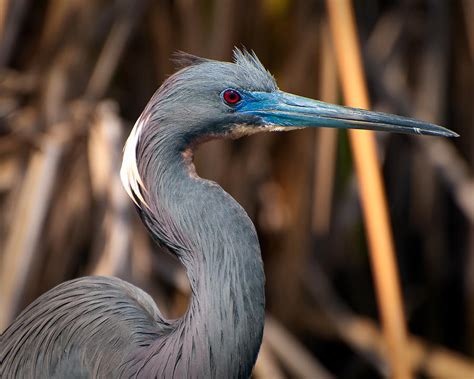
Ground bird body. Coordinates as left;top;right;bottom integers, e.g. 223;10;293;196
1;277;167;377
0;49;456;378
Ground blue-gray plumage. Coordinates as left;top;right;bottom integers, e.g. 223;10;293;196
0;49;457;378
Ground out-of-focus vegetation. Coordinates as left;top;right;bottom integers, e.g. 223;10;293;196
0;0;473;378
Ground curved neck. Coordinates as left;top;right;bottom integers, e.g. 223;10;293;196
136;130;265;377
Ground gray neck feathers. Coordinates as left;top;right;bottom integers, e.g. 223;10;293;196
135;124;265;378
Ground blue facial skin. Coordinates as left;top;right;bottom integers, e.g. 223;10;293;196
231;90;458;137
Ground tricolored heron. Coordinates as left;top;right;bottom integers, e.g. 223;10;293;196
0;49;456;378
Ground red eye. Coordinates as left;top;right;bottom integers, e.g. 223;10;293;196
223;89;241;105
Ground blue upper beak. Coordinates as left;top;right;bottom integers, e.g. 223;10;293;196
238;91;458;137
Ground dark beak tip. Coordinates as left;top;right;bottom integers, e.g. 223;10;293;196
440;129;459;138
425;126;459;138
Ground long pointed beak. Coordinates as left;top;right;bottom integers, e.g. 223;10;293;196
240;91;458;137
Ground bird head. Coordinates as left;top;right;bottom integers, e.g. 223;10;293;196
121;49;457;207
144;48;457;143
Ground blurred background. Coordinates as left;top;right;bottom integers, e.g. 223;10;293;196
0;0;473;377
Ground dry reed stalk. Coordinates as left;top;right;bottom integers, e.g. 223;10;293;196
419;139;473;223
176;0;203;54
85;0;148;102
86;20;135;101
264;18;318;327
409;2;474;355
263;315;334;379
342;314;474;378
148;1;174;80
253;340;285;379
89;176;130;277
0;156;17;192
0;0;8;38
0;0;28;67
35;0;80;64
325;1;411;378
304;262;474;378
467;224;474;356
328;311;474;378
0;135;64;331
39;148;91;292
210;0;235;58
462;0;474;62
312;20;338;235
89;102;130;277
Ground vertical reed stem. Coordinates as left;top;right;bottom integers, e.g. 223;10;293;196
325;1;411;378
0;0;8;37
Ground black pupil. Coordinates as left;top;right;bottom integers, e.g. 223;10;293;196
225;90;239;103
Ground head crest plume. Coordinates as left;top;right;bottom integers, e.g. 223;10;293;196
172;51;209;69
172;48;271;76
232;48;266;73
232;47;277;91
